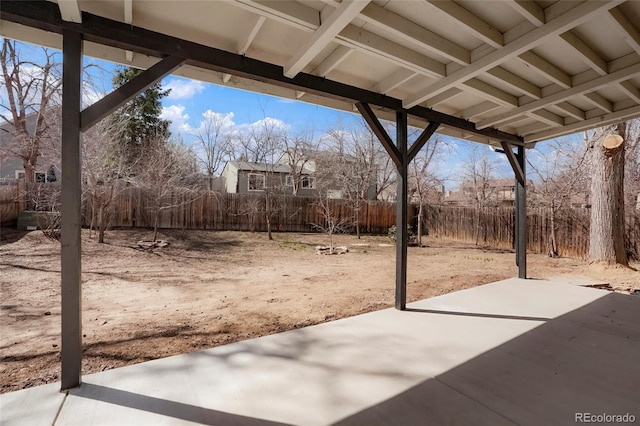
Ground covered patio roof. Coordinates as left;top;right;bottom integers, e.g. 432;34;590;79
2;0;639;145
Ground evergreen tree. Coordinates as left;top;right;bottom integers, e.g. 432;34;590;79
111;66;171;163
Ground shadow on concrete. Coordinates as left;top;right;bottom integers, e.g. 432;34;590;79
71;383;292;425
404;308;551;322
334;291;640;425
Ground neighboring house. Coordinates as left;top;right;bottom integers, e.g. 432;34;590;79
221;160;318;196
445;178;534;207
410;185;445;205
0;113;58;184
221;149;378;200
277;149;377;200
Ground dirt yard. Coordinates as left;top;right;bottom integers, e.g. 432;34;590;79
1;227;638;394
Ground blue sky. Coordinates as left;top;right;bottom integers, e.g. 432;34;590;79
4;40;584;191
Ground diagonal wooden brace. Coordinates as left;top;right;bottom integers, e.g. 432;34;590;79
500;141;525;185
355;102;401;167
81;56;185;131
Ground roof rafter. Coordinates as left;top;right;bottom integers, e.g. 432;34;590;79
463;79;518;107
554;101;586;121
237;15;265;55
338;25;445;77
57;0;81;23
506;0;545;26
359;2;471;64
370;69;416;94
425;0;503;49
527;109;564;127
457;101;501;120
424;88;462;108
517;51;572;89
404;0;624;108
526;103;640;142
559;31;608;76
230;0;557;112
608;6;640;54
583;92;613;113
313;45;353;77
618;80;640;103
477;60;640;129
284;0;368;78
124;0;133;62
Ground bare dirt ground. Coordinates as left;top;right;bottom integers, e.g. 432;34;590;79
1;227;638;394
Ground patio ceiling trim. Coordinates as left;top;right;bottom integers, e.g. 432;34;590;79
0;0;524;146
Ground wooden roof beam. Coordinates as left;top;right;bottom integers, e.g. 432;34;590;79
608;6;640;55
313;45;352;77
618;80;640;104
359;3;471;65
371;69;416;94
477;61;640;129
457;101;501;120
284;0;368;78
526;104;640;142
57;0;81;23
425;0;504;49
559;31;608;76
517;51;571;89
124;0;133;62
237;15;266;55
583;92;614;113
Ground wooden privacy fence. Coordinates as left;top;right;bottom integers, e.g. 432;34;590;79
0;182;22;225
7;184;638;260
421;205;593;258
84;189;398;235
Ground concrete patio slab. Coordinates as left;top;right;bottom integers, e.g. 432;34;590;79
1;278;638;426
546;275;609;287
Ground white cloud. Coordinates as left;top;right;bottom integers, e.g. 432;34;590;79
165;78;205;100
160;104;191;135
241;117;290;134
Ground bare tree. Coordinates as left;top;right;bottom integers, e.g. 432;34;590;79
325;120;377;239
408;135;442;247
528;137;590;257
281;129;317;196
82;116;131;243
587;123;628;265
460;146;499;245
135;134;199;242
623;119;640;260
232;115;288;240
312;179;351;254
0;40;61;183
230;116;286;164
191;110;233;190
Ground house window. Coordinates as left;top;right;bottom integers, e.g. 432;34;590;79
15;170;25;179
301;176;315;189
35;173;46;183
285;175;293;186
248;173;265;191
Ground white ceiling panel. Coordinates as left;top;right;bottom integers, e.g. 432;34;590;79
1;0;639;144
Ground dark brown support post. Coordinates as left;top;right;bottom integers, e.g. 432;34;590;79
61;29;83;390
515;145;527;279
396;111;408;310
